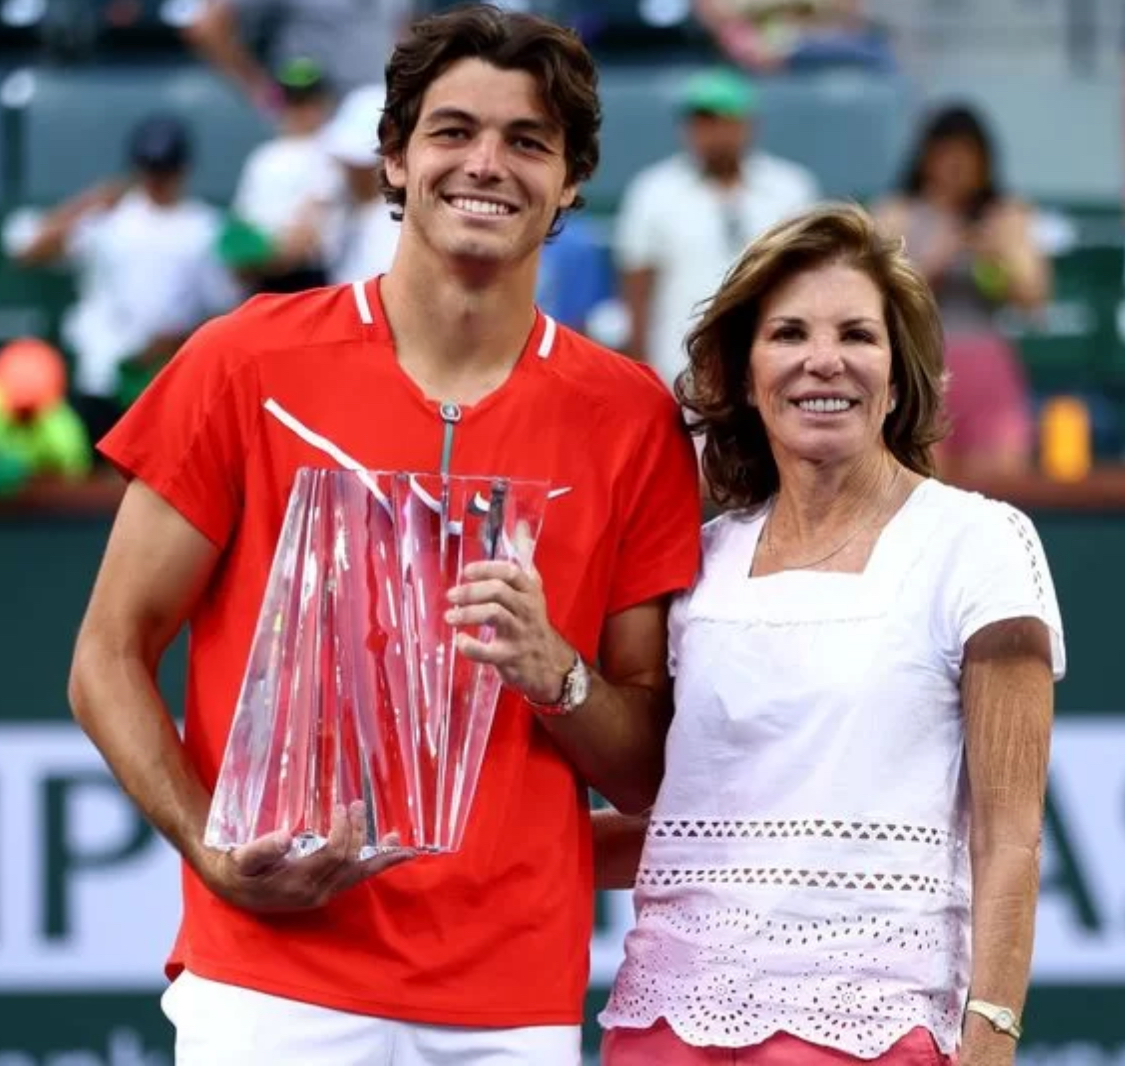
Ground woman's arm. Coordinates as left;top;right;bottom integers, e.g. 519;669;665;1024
592;808;651;891
960;615;1055;1066
974;201;1052;311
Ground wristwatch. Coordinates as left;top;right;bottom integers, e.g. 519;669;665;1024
965;999;1023;1040
527;653;591;717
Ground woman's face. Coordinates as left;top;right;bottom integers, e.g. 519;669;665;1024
748;260;896;469
921;135;986;204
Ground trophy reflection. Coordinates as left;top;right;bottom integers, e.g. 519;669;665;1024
204;469;549;858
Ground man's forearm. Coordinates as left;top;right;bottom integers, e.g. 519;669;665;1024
534;670;671;815
69;641;213;873
185;7;272;104
592;808;650;890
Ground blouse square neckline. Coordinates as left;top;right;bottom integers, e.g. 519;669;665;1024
744;477;936;584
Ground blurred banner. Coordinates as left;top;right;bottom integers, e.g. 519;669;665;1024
1;511;1123;1064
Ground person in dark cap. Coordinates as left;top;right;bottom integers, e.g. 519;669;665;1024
129;113;193;177
7;114;238;445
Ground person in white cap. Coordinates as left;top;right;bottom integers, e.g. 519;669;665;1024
320;84;401;284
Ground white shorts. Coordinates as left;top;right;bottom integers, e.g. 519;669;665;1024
161;970;583;1065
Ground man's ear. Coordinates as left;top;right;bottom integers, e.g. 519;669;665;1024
383;149;406;192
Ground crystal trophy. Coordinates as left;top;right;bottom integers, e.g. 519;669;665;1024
204;469;550;858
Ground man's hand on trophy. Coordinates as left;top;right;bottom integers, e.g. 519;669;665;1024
446;559;574;704
199;802;415;912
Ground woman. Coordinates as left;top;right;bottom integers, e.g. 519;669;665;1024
873;105;1051;479
597;204;1064;1066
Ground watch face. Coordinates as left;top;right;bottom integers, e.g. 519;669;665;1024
566;659;591;710
994;1009;1014;1029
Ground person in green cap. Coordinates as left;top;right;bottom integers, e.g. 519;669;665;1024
222;58;342;294
615;66;819;390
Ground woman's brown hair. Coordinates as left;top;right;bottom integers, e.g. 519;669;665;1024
677;202;947;509
376;4;601;236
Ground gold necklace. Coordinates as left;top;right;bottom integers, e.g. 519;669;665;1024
759;466;903;572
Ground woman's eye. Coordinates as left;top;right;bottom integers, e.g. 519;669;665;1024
844;329;876;343
772;327;804;342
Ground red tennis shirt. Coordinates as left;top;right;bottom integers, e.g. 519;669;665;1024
99;277;701;1026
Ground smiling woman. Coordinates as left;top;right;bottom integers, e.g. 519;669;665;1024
597;202;1066;1066
679;202;946;511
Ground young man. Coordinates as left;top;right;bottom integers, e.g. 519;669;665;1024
69;7;701;1064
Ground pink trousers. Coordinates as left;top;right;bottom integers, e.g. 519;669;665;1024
602;1021;955;1066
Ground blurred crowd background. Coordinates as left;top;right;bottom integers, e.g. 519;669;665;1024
1;3;1124;1065
0;0;1122;494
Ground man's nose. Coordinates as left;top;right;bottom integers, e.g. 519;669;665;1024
463;131;505;181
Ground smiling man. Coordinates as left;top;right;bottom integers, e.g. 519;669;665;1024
68;6;701;1066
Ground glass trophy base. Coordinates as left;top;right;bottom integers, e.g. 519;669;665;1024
288;832;439;861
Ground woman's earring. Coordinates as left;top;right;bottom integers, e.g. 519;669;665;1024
887;397;897;414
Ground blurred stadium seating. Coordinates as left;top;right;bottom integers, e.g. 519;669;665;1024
0;0;1122;458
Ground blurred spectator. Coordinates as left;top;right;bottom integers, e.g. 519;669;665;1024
182;0;413;113
320;84;400;284
0;338;91;497
537;218;615;336
6;115;239;446
616;68;819;386
221;58;342;294
694;0;896;75
873;104;1051;479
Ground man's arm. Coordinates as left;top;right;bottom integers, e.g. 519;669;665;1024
619;267;657;365
12;180;128;267
960;616;1054;1066
592;808;650;890
448;567;674;815
536;598;674;815
70;480;409;912
182;0;276;111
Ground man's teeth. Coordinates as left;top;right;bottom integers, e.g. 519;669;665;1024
450;197;513;216
798;398;853;413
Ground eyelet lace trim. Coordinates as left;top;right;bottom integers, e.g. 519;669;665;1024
601;903;965;1056
637;865;959;897
1005;508;1047;612
649;817;952;847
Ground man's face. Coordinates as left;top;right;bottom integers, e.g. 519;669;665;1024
684;111;750;173
383;58;578;270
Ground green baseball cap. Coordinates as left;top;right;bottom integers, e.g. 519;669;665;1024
276;57;330;100
680;68;759;119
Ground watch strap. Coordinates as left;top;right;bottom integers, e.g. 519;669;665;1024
965;999;1023;1040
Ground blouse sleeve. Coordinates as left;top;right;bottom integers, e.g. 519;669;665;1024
943;499;1066;679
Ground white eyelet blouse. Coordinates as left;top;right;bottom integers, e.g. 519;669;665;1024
600;479;1066;1057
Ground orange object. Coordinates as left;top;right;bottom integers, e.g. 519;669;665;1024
0;338;67;415
1040;395;1092;482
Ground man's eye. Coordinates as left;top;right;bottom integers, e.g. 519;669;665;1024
514;137;547;152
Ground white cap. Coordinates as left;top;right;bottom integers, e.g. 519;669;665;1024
323;84;386;168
